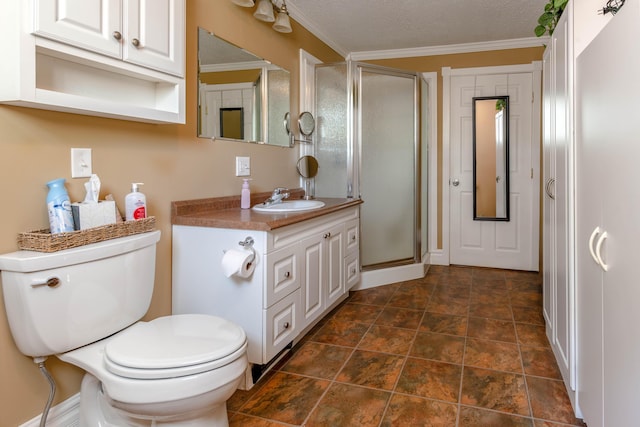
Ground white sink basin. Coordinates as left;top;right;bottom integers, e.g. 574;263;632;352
252;199;326;213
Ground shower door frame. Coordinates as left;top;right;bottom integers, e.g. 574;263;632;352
351;62;422;270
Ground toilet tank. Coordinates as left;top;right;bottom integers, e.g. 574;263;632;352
0;230;160;358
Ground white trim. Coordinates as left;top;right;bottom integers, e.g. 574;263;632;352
350;37;549;61
447;63;538;77
200;61;272;73
298;49;322;161
20;393;80;427
531;61;543;271
441;66;452;266
422;71;441;265
354;263;427;290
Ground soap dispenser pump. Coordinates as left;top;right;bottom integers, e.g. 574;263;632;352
241;179;251;209
125;182;147;220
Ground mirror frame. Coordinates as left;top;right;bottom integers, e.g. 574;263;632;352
197;28;292;147
472;95;510;221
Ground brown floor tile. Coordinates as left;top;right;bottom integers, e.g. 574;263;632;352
330;302;384;324
469;301;513;320
527;376;586;425
469;291;511;305
467;317;517;343
358;325;416;355
472;267;507;280
305;383;390;427
419;312;468;336
229;413;291;426
464;338;522;373
311;318;369;347
381;394;458;426
511;291;543;307
396;358;462;402
375;306;424;329
280;342;352;379
337;349;405;390
513;306;545;325
240;372;330;425
349;283;398;306
426;295;469;316
520;346;562;379
459;406;534;427
410;331;465;364
461;366;530;416
387;286;430;309
516;323;550;348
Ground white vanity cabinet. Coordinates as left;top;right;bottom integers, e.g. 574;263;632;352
172;206;360;385
0;0;185;123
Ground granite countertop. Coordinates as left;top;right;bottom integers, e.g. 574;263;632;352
171;189;362;231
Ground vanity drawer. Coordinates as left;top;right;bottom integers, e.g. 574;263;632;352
264;245;299;308
345;251;360;290
345;218;359;254
264;289;299;361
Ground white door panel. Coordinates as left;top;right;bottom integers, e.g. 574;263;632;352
450;71;537;270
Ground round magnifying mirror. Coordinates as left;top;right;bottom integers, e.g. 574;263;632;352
298;111;315;136
297;155;319;178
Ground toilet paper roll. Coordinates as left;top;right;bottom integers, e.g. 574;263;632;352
221;248;256;278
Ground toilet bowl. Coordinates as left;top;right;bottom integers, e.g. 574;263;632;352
0;231;248;426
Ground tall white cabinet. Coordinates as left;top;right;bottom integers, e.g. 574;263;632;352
576;0;640;425
542;4;577;410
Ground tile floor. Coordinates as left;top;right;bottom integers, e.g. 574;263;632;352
227;265;586;426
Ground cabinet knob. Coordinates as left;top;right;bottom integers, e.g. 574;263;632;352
131;38;141;48
323;232;331;239
284;271;291;278
351;235;357;241
283;322;290;329
112;31;122;41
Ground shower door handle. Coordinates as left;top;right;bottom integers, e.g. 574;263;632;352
451;179;460;187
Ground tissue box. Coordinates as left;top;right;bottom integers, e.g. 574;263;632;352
71;201;117;230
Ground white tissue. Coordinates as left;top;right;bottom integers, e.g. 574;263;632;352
83;174;101;203
221;249;256;278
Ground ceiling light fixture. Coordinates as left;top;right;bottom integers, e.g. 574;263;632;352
232;0;292;34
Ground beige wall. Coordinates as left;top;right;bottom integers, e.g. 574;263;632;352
0;2;341;425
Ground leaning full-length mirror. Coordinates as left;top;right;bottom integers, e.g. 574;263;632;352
472;96;509;221
197;28;291;146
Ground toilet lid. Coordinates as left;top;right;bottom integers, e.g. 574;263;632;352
104;314;246;377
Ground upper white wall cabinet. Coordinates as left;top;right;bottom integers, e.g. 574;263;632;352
0;0;185;124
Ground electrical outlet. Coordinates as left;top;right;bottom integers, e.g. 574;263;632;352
236;156;250;177
71;148;92;178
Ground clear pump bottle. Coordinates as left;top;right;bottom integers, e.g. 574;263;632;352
241;179;251;209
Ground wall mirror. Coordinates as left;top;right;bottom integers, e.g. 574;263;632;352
197;28;292;147
472;96;510;221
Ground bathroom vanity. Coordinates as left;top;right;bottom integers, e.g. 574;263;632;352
171;191;361;387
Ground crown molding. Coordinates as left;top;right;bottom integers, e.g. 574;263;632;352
287;3;349;58
349;37;549;61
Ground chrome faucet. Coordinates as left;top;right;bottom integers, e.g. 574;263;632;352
262;187;290;206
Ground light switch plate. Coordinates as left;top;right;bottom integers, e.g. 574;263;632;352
236;156;250;177
71;148;92;178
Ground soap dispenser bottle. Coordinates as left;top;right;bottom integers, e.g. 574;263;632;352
125;183;147;220
241;179;251;209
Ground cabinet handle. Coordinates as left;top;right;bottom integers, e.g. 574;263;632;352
113;31;122;41
545;178;555;199
283;322;290;329
595;231;609;272
588;227;601;265
131;38;141;48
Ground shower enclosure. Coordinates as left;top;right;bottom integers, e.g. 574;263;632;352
314;62;428;285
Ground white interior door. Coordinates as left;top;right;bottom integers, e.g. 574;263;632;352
449;71;538;270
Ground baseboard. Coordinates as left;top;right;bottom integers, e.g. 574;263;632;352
20;394;80;427
354;262;427;290
428;249;449;266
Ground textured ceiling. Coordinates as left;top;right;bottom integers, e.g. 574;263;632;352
286;0;550;57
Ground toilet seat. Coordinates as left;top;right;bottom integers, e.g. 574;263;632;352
104;314;247;380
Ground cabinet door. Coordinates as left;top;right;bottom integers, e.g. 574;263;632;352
124;0;185;76
265;290;299;362
264;245;298;309
300;233;324;330
542;45;555;331
325;223;345;307
34;0;121;58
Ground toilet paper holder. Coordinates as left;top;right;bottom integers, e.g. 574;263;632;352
238;236;256;264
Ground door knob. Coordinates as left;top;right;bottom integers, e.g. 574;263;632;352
451;179;460;187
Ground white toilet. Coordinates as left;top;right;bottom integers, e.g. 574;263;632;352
0;230;248;426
